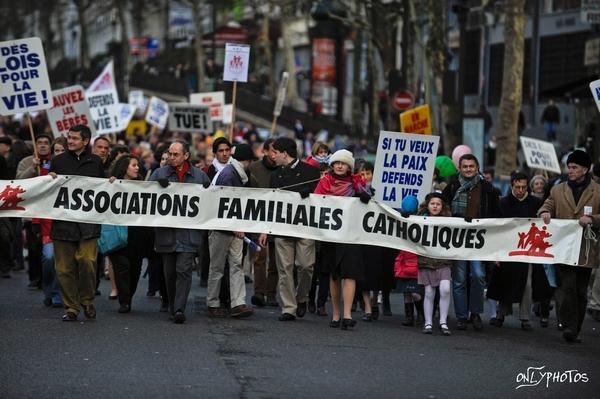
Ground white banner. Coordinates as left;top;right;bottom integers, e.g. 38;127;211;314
168;103;211;133
46;85;96;138
0;176;584;265
0;37;52;115
145;96;169;130
520;136;561;174
190;91;224;122
88;60;116;93
128;90;146;112
223;43;250;82
273;71;289;117
373;131;440;209
87;89;119;135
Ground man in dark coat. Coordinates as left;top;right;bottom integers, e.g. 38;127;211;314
487;172;542;331
442;153;500;331
49;125;105;322
258;137;320;321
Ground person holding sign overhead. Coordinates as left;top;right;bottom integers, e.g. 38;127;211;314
442;153;500;331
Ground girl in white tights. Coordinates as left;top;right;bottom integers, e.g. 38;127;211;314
416;193;452;336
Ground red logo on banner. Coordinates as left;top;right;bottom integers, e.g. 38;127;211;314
0;184;26;211
508;222;554;258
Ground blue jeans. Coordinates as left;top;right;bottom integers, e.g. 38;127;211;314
544;122;556;141
452;260;485;321
41;243;60;303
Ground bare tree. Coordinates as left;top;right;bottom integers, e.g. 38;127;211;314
190;0;207;92
495;0;526;176
73;0;91;69
114;0;130;94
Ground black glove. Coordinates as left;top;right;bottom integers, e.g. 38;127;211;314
464;217;473;223
202;181;210;189
359;191;371;204
401;212;410;218
299;188;311;199
31;223;41;236
157;178;170;188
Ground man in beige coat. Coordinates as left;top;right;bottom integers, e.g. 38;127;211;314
538;150;600;343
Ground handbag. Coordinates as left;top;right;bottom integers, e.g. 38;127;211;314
97;224;128;255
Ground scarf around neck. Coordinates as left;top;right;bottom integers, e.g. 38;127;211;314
452;174;481;216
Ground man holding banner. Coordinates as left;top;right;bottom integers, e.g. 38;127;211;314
442;154;500;331
538;150;600;343
149;141;211;324
49;125;104;322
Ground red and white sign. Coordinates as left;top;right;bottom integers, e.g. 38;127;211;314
190;91;224;122
46;85;96;138
223;43;250;83
393;91;414;111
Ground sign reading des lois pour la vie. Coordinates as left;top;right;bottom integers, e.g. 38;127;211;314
0;37;52;115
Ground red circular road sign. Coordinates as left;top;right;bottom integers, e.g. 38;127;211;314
393;91;414;111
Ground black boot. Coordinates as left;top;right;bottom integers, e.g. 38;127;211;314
401;303;414;326
415;300;425;327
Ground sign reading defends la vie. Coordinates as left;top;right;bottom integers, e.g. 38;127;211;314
168;103;211;133
373;131;439;209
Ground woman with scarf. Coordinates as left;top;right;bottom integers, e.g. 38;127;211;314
314;149;371;330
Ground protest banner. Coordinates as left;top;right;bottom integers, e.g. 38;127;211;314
589;78;600;113
372;131;440;208
46;85;96;138
87;89;119;135
0;37;52;116
520;136;561;174
128;90;146;112
145;96;169;130
88;60;117;93
400;104;433;135
168;103;211;133
0;175;584;265
223;43;250;140
190;91;224;121
115;103;136;132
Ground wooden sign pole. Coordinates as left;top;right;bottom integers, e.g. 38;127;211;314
229;81;238;142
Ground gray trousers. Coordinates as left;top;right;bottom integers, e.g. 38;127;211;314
588;269;600;311
207;231;246;308
162;252;195;314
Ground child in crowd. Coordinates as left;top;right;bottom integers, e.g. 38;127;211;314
315;149;371;330
305;141;330;168
416;193;452;335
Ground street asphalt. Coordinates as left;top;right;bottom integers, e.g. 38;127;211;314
1;269;598;399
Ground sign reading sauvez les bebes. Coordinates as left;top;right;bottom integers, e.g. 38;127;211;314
0;175;584;265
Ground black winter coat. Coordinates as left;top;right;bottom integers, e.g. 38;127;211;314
269;159;319;193
49;148;105;242
487;194;543;304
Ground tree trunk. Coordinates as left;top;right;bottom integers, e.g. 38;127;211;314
366;33;380;137
163;0;171;51
495;0;526;177
131;0;145;38
192;0;207;92
257;5;274;97
281;2;299;108
115;0;130;95
426;0;448;150
39;1;56;66
351;30;363;136
55;5;66;60
74;0;90;69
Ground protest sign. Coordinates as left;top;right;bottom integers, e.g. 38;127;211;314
400;104;433;135
0;175;584;265
273;72;289;117
589;78;600;113
145;96;169;130
114;103;136;132
520;136;561;174
168;103;211;133
125;120;147;138
223;43;250;83
46;85;96;138
0;37;52;115
128;90;146;112
190;91;224;121
223;104;233;125
88;60;116;93
372;131;440;208
87;89;119;135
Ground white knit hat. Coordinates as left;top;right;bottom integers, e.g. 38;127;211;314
329;149;355;170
